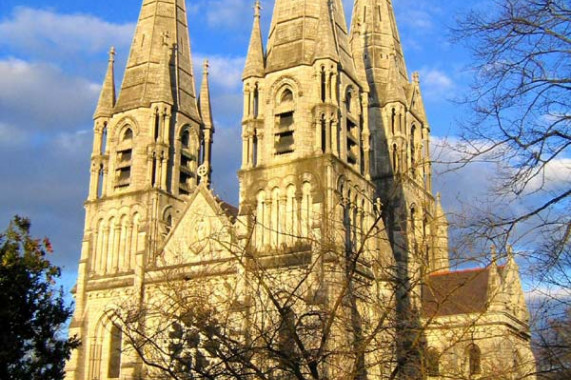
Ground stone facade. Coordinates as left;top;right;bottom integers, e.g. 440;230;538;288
65;1;536;379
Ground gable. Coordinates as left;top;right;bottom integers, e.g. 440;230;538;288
161;187;236;266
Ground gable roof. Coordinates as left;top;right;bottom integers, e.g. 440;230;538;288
422;266;505;317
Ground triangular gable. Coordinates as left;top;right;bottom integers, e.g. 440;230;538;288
160;185;236;266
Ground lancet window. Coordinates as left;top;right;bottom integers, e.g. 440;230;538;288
410;125;416;175
275;88;295;155
426;348;440;376
179;127;196;196
115;127;133;188
108;324;122;378
468;344;482;375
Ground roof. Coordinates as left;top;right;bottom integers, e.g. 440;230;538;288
216;198;239;220
422;265;505;317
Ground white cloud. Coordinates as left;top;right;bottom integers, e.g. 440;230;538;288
0;58;100;131
194;54;245;92
418;68;455;99
0;7;134;57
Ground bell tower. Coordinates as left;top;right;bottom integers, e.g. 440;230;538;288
350;1;450;378
65;1;213;378
237;1;395;377
350;0;449;278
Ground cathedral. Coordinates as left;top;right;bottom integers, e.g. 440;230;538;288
66;0;537;379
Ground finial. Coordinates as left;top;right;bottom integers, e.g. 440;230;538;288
203;59;209;75
490;245;497;263
109;46;116;62
413;71;420;84
254;0;261;18
436;192;442;203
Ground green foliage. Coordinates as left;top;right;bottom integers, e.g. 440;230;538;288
0;216;80;380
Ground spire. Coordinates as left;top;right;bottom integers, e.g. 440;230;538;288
115;0;199;120
94;47;116;119
199;59;214;187
266;0;355;77
382;51;407;103
315;0;339;62
199;60;214;131
350;0;409;98
243;0;265;79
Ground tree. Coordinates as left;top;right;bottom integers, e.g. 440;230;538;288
450;1;570;377
0;216;79;379
449;0;569;255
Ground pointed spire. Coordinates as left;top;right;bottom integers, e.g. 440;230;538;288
350;0;409;97
199;59;214;187
115;0;199;120
266;0;355;76
199;60;214;131
382;51;407;103
243;0;265;79
94;47;116;119
315;0;339;62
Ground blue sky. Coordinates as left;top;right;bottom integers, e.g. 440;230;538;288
0;0;528;292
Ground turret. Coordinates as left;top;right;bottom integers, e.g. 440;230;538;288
199;60;214;186
94;47;116;119
242;0;265;80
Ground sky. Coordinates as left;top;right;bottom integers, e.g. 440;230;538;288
0;0;559;295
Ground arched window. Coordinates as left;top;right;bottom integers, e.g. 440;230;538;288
256;191;266;248
281;88;293;103
346;91;352;114
101;125;108;154
410;125;416;175
179;127;194;195
122;128;133;141
468;344;482;375
165;214;173;235
181;129;190;148
154;110;160;142
97;164;104;199
426;348;440;376
392;144;398;172
321;67;326;102
301;183;312;238
271;188;281;247
275;88;295;155
115;127;133;189
253;84;259;118
286;185;297;244
252;130;259;167
391;108;396;135
321;115;327;153
108;324;122;378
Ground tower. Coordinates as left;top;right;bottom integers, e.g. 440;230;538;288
65;1;213;378
237;0;396;377
349;1;450;377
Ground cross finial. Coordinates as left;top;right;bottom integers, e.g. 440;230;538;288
254;0;261;18
413;71;420;83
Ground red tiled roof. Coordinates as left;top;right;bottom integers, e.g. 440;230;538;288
422;266;505;317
